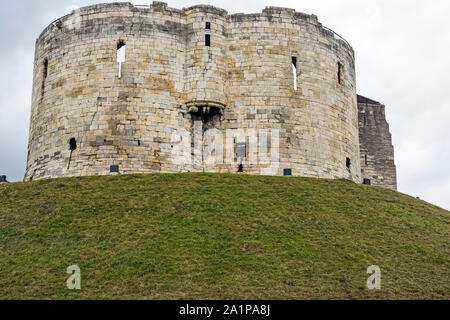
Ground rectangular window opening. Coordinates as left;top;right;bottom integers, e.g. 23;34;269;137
284;168;292;176
292;57;297;90
43;59;48;79
117;41;126;78
69;138;77;151
67;137;77;169
338;62;342;84
205;22;211;46
364;154;368;165
41;58;48;98
346;157;351;169
110;165;119;173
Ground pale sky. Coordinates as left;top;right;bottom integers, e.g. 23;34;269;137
1;0;449;210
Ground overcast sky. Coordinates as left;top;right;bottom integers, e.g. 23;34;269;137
1;0;449;210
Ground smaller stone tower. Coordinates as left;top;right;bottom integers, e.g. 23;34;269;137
358;95;397;190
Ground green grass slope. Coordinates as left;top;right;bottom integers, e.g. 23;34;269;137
0;173;448;299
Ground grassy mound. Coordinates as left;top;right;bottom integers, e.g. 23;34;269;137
0;173;448;299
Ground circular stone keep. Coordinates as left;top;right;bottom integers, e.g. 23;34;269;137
25;2;361;182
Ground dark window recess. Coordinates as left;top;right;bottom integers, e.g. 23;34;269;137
205;22;211;46
338;62;342;84
237;164;244;172
67;138;77;169
365;154;368;165
363;178;371;185
69;138;77;151
117;40;125;51
291;56;297;67
137;140;141;146
110;165;119;173
292;56;297;90
283;168;292;176
43;59;48;79
346;157;351;169
41;58;48;97
363;115;367;125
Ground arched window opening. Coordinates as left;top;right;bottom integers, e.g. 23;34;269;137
67;137;77;169
117;41;126;78
69;138;77;151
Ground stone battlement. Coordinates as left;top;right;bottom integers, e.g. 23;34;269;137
39;2;351;53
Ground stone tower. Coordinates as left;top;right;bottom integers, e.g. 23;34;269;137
358;95;397;190
25;2;364;182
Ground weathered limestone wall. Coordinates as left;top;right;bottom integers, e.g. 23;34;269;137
225;7;359;179
358;95;397;190
25;1;361;182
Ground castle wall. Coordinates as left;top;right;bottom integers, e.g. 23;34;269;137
358;95;397;190
25;2;361;182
